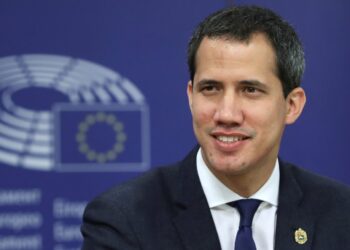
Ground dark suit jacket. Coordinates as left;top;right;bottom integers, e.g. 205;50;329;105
81;147;350;250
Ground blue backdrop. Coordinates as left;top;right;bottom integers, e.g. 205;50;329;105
0;0;349;249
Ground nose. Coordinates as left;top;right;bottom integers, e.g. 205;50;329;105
213;91;244;126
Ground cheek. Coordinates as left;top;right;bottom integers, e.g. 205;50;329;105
260;108;285;135
245;101;286;130
192;104;215;127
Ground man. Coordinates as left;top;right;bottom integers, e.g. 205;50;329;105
81;6;350;250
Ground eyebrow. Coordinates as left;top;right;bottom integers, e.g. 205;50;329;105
196;79;221;85
238;80;269;90
195;79;268;90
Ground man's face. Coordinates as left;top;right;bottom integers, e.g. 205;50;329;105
187;34;305;183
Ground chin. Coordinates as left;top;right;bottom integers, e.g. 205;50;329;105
206;155;249;175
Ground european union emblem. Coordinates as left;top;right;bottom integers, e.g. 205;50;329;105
53;104;150;172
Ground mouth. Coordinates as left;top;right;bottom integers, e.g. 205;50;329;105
214;135;250;144
209;128;254;150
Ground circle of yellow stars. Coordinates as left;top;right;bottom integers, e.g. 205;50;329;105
76;112;127;163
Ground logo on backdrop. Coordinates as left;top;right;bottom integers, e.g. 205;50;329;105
0;54;150;172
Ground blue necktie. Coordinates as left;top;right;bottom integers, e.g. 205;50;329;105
228;199;262;250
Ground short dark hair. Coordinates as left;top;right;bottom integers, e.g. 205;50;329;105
187;5;305;97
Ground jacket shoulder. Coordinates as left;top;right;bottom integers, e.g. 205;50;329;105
92;146;199;211
283;162;350;208
91;162;181;211
81;162;184;249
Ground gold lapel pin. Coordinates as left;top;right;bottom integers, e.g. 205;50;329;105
294;228;307;245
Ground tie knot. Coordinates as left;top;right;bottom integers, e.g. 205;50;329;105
228;199;262;227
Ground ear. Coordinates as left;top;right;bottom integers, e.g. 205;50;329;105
285;87;306;124
187;80;194;114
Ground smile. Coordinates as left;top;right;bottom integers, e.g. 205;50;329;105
215;135;248;143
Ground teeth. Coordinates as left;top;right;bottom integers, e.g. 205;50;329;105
217;136;244;143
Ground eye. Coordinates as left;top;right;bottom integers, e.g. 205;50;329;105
239;80;267;97
243;86;258;93
202;85;217;92
242;86;266;97
198;83;221;95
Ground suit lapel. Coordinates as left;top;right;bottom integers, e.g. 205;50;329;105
172;147;221;250
171;150;320;250
275;161;315;250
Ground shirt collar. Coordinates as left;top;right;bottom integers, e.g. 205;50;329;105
196;148;280;208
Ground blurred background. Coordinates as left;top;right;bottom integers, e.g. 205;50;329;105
0;0;349;249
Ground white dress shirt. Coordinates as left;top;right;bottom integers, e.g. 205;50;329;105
196;149;280;250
